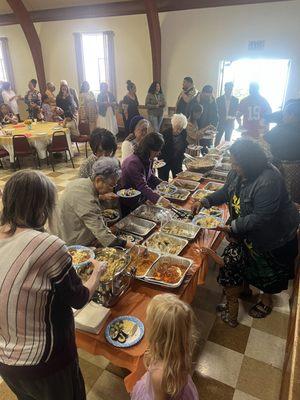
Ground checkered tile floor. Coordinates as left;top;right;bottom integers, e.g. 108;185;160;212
0;144;289;400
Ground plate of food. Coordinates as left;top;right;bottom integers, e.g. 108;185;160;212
117;188;141;198
153;159;166;169
105;316;144;348
161;220;200;240
127;246;160;278
68;245;95;269
200;206;224;218
192;214;224;229
172;179;199;192
176;171;203;182
156;182;177;197
144;232;188;255
101;209;120;224
203;181;223;192
145;255;192;288
192;189;213;201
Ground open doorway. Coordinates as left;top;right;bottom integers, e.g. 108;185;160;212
218;58;290;112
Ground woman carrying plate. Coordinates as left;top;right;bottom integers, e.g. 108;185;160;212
192;139;299;319
121;132;171;214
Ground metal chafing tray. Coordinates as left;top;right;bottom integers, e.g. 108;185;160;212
144;254;193;288
131;204;171;223
161;220;201;241
192;188;213;201
172;179;199;192
144;232;188;256
203;181;224;192
114;215;156;237
165;188;190;202
126;246;160;279
176;170;203;182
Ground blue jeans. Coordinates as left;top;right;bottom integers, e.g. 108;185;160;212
148;114;163;132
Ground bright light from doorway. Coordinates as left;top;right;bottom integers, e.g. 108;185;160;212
82;33;107;95
220;58;290;112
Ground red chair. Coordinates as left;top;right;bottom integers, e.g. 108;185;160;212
13;135;40;169
0;147;9;168
47;131;75;172
71;135;90;158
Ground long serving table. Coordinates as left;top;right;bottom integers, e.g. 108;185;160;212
0;122;73;162
76;179;228;393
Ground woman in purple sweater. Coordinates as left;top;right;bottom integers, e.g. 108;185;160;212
121;132;171;214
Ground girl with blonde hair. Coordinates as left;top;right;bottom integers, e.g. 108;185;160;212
131;294;199;400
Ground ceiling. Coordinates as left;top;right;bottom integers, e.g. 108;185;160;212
0;0;133;15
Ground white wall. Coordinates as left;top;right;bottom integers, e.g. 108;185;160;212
160;0;300;106
0;0;300;109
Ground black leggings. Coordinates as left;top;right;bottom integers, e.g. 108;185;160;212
1;359;86;400
158;160;183;181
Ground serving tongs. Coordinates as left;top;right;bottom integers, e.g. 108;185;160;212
170;206;193;220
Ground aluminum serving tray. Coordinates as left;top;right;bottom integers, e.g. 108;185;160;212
205;170;228;183
144;232;188;256
127;246;160;279
114;215;156;237
200;207;224;219
131;204;170;223
192;189;213;201
176;171;203;182
144;254;193;288
165;188;190;202
203;181;224;192
161;220;201;241
117;231;143;245
172;179;199;192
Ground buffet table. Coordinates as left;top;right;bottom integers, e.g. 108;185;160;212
76;178;227;393
0;122;73;162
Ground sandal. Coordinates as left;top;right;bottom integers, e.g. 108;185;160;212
216;303;228;313
221;312;238;328
249;301;272;318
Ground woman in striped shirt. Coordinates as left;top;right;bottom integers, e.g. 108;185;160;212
0;170;106;400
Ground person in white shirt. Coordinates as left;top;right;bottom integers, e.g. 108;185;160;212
121;115;149;163
1;81;21;121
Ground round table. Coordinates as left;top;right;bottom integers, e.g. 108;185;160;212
0;122;74;163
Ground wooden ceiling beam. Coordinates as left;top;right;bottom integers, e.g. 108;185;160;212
0;0;291;26
144;0;161;82
6;0;46;92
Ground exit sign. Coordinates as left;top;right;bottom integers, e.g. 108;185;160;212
248;40;265;50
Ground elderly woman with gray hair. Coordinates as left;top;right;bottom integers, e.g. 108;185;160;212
158;113;188;181
52;157;131;249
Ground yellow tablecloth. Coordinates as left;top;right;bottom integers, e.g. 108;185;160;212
0;122;73;162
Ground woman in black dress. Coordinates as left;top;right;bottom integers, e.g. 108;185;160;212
56;83;77;118
121;80;140;134
193;139;299;318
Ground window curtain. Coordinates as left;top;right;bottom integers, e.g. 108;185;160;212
1;38;15;90
103;31;117;98
74;33;84;89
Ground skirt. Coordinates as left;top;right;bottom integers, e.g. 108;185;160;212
96;106;118;135
244;235;298;294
